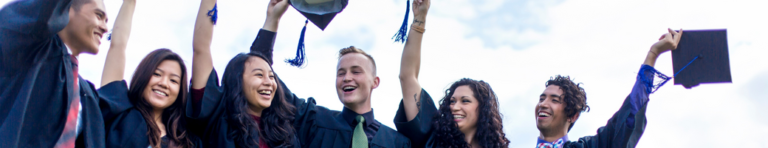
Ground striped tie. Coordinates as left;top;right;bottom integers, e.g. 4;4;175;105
54;55;80;148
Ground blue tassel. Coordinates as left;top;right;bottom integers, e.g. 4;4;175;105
286;20;308;67
107;33;111;41
207;3;218;24
392;0;409;43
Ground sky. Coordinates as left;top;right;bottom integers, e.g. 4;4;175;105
3;0;767;147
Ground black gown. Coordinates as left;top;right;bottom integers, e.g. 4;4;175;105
98;81;204;148
394;86;648;148
282;83;412;148
185;29;301;148
0;0;106;147
392;89;441;148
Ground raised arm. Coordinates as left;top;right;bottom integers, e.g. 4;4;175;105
568;29;684;147
191;0;217;89
0;0;74;70
398;0;430;121
248;0;288;59
100;0;137;86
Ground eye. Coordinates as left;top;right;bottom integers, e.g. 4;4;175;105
462;99;471;103
170;79;179;84
449;99;456;104
255;73;263;77
337;72;345;76
539;97;545;102
153;72;161;77
553;99;560;103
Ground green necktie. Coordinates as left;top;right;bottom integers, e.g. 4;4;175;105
352;115;368;148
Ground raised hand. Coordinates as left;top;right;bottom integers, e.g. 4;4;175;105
645;28;683;67
413;0;431;21
264;0;289;32
651;28;683;55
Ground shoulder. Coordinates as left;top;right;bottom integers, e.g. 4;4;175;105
372;121;411;147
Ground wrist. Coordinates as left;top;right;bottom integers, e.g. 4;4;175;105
263;17;280;32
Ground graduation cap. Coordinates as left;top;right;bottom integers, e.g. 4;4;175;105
286;0;349;67
668;29;732;89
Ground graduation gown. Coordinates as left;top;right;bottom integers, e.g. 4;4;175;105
186;30;301;148
282;84;412;148
0;0;109;147
560;65;653;148
97;81;204;148
391;89;447;148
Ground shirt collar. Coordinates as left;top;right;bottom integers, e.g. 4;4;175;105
341;107;375;128
536;135;568;148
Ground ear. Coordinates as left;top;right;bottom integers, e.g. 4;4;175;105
568;112;581;123
372;76;380;89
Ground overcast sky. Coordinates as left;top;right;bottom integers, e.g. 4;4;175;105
4;0;767;147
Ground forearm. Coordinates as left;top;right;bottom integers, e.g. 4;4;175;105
643;49;660;67
262;16;279;32
399;17;426;121
100;0;136;86
191;0;217;89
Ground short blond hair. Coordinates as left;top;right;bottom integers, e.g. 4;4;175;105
338;46;376;75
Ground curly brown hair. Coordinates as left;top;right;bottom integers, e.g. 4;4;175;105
432;78;510;147
545;75;590;131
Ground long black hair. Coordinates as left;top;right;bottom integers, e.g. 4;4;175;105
221;52;296;148
127;48;194;148
432;78;510;148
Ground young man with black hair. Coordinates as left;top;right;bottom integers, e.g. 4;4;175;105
535;29;683;148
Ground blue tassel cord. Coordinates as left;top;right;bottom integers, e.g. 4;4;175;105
286;20;308;67
644;55;700;93
107;33;112;41
208;3;218;24
392;0;410;43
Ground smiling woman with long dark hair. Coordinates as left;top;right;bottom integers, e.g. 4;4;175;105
184;0;298;147
96;1;201;147
393;0;509;147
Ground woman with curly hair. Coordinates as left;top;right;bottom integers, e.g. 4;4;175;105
185;0;298;147
393;0;509;147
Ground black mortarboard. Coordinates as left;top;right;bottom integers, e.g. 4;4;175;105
286;0;349;67
671;29;732;88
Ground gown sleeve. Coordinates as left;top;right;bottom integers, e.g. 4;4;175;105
0;0;73;69
393;89;438;148
565;65;656;148
185;69;225;132
96;80;132;123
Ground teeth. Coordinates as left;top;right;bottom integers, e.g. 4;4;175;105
538;112;550;117
343;86;356;90
154;90;167;96
258;90;272;95
453;115;465;119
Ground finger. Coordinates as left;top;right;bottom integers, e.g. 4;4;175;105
667;28;675;35
658;34;665;40
675;28;684;44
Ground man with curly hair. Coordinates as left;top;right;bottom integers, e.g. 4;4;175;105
535;28;683;148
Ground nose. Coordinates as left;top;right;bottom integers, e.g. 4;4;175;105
451;102;461;112
98;22;109;36
157;77;169;89
537;99;550;110
261;76;273;86
342;72;352;83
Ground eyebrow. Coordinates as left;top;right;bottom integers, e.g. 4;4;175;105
156;69;181;78
540;94;561;98
251;68;273;73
